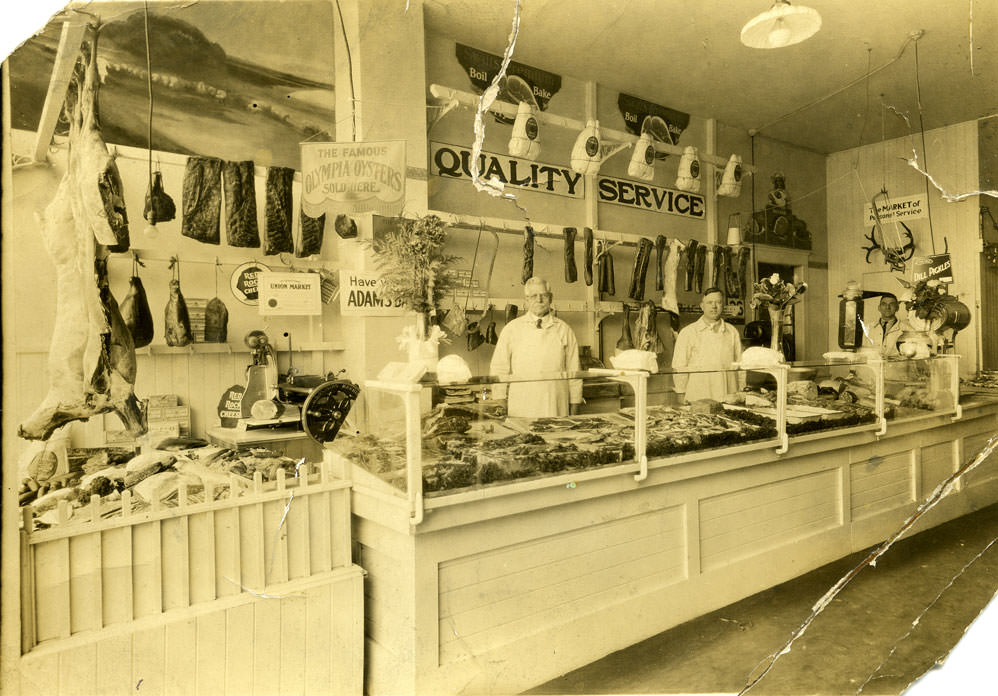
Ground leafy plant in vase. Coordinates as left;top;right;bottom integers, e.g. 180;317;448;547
369;214;458;371
750;273;807;359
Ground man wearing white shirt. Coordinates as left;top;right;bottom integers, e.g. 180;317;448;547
671;287;743;402
867;293;910;357
490;277;582;417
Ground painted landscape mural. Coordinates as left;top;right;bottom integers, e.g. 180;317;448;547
7;0;335;169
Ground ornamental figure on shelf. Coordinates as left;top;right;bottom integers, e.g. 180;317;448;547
750;273;807;356
767;171;790;212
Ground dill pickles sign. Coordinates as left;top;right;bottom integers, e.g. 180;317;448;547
301;141;407;217
339;270;406;316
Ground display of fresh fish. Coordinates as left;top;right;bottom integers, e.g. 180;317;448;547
19;24;143;441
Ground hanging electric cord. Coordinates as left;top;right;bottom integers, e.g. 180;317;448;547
333;0;357;141
751;30;923;136
913;38;937;254
143;1;153;194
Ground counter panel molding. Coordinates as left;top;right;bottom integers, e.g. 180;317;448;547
849;451;914;520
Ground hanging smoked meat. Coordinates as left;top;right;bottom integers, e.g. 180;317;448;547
616;303;634;352
143;170;176;225
203;297;229;343
693;244;707;293
19;25;144;441
296;210;325;257
627;238;654;301
522;225;535;283
264;166;295;255
563;227;578;283
684;239;699;291
181;156;222;244
223;160;260;248
165;279;193;347
119;274;154;348
583;228;594;286
655;235;667;291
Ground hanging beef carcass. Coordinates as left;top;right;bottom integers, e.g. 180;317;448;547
19;23;145;441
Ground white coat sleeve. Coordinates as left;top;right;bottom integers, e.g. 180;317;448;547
489;323;513;400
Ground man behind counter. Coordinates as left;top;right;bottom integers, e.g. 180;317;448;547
866;293;910;357
671;287;742;402
490;277;582;418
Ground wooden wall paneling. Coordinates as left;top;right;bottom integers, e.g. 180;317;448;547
132;520;164;618
331;568;365;696
331;487;352;569
56;642;97;696
304;584;334;694
214;506;241;598
280;593;308;695
224;603;255;695
187;353;206;437
263;497;291;586
160;516;191;611
20;650;59;696
131;627;166;696
100;526;134;626
164;619;197;696
68;533;102;634
253;597;283;695
239;491;266;592
308;489;333;574
963;431;998;486
286;488;311;580
195;612;227;694
95;633;133;694
920;441;955;497
850;451;914;518
33;538;71;642
187;510;217;605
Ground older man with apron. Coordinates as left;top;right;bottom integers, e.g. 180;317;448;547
490;277;582;418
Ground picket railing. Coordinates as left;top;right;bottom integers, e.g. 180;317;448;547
20;460;352;652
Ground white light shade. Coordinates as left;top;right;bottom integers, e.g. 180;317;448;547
741;1;821;49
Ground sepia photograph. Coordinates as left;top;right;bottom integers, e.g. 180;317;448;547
1;1;996;694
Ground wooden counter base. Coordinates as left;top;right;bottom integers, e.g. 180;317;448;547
331;401;998;696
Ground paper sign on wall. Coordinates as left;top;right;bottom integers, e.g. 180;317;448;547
339;269;406;316
864;193;927;224
257;272;321;315
300;140;406;217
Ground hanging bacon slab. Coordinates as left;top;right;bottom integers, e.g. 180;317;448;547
19;23;145;441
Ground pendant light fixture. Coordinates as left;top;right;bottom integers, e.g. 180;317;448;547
740;0;821;49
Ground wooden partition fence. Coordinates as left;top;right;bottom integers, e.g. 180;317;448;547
17;461;363;696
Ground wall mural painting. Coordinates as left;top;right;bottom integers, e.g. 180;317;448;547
7;1;335;170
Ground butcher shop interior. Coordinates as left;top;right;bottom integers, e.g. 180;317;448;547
2;1;997;694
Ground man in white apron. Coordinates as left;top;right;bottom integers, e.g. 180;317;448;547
490;277;582;418
671;287;742;402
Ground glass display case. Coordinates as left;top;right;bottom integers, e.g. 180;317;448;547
325;356;959;524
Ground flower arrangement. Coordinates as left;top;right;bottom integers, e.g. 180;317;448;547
369;214;458;338
898;278;947;323
750;273;808;311
750;273;807;354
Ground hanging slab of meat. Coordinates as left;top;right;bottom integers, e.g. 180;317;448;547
655;235;667;291
628;238;654;301
712;245;724;293
724;247;740;298
693;244;707;293
563;227;578;283
182;157;223;244
165;279;193;347
19;25;143;441
223;160;259;248
684;239;699;291
119;274;154;348
634;300;674;366
736;246;752;302
616;303;634;352
522;225;535;283
583;228;594;286
296;210;325;257
265;166;295;255
661;238;683;316
143;170;175;225
204;297;229;343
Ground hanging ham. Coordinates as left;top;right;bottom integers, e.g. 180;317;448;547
165;279;193;347
119;274;154;348
18;25;144;441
